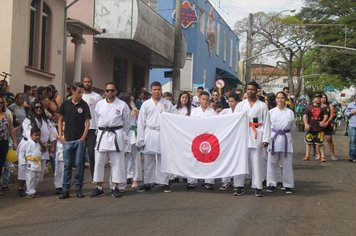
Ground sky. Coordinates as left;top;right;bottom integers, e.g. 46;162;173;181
206;0;306;64
208;0;305;28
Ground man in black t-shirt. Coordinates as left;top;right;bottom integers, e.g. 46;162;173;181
303;93;328;161
57;82;91;199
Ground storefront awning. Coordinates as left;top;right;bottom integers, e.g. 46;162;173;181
216;68;242;89
94;0;186;68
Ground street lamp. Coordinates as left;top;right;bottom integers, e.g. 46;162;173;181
245;9;296;86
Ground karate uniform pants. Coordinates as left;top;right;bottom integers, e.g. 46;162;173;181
143;154;169;185
267;152;294;188
187;178;214;184
18;164;27;181
26;170;41;195
94;150;126;184
54;160;64;189
222;177;232;184
125;145;142;181
234;148;263;189
261;148;268;181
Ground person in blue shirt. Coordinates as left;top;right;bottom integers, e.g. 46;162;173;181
344;94;356;163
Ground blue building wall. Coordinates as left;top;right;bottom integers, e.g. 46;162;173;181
150;0;240;91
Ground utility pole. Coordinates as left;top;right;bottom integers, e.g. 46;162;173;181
245;13;253;86
172;0;182;102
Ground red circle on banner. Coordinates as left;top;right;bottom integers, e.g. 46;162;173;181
191;133;220;163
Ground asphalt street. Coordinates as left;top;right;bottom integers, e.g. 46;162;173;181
0;127;355;236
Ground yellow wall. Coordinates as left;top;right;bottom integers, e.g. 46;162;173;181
3;0;66;95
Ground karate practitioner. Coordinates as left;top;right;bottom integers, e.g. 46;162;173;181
219;94;239;191
189;91;217;190
54;139;64;195
234;81;271;197
23;127;42;199
136;81;175;193
90;82;130;198
18;102;56;197
266;91;295;194
173;91;195;183
124;95;142;188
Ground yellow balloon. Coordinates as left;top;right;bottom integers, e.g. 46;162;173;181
6;149;18;163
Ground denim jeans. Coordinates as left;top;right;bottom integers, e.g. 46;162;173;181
349;127;356;160
0;140;9;180
62;140;86;192
2;161;11;186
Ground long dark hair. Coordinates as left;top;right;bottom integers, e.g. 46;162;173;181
176;91;192;116
27;101;49;129
321;93;329;105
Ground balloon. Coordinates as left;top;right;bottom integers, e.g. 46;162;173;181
6;149;18;163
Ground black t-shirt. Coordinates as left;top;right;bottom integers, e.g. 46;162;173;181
58;99;91;141
304;105;327;132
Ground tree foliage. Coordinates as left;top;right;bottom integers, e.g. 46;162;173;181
298;0;356;84
234;13;314;97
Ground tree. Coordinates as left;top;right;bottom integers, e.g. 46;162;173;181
234;13;314;97
298;0;356;84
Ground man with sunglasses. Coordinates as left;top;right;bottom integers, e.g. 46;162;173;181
58;82;91;199
90;82;130;198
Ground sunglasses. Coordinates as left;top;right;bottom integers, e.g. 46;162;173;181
35;106;43;109
105;89;115;93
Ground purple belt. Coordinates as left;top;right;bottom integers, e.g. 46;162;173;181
271;128;290;157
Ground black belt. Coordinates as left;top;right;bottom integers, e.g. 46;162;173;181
97;126;123;152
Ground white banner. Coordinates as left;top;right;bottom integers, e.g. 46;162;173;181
160;112;249;179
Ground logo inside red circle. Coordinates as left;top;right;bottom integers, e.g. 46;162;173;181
191;133;220;163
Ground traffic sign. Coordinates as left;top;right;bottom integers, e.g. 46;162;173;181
215;79;225;88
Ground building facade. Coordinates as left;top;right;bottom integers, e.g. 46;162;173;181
1;0;66;95
151;0;241;92
66;0;184;94
251;64;289;94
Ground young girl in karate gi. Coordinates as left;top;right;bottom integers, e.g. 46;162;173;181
266;91;295;194
125;94;142;188
219;94;239;191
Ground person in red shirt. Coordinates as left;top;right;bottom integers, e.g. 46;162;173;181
303;93;328;161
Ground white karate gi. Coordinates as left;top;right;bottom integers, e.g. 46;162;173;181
125;114;142;182
24;139;42;195
188;106;217;185
234;100;271;189
267;107;295;188
136;97;175;185
54;141;64;189
94;97;130;185
18;117;56;181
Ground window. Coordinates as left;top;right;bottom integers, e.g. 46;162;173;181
142;0;158;10
229;39;233;67
28;0;51;71
216;23;220;56
236;45;239;72
200;12;205;34
223;31;227;62
113;58;128;92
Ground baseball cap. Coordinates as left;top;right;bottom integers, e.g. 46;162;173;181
313;93;322;98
